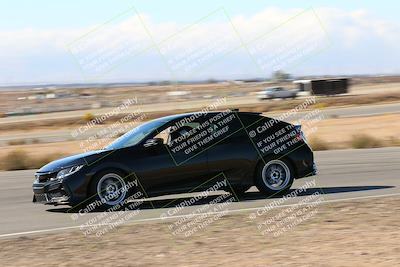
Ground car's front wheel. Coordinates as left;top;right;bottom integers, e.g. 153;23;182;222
89;170;129;210
255;159;294;196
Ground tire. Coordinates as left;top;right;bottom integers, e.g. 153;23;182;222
255;158;294;196
88;170;130;210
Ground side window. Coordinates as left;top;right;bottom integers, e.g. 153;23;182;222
153;127;170;144
167;121;201;146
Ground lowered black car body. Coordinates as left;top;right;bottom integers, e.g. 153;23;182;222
33;110;317;209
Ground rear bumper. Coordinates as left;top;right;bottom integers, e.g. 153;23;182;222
312;162;318;175
301;162;318;178
288;143;317;179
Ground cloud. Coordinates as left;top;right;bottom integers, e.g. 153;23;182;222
0;6;399;84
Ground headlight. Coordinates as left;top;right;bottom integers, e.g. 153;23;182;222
51;165;84;182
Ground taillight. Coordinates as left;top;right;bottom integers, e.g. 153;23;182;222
294;125;307;143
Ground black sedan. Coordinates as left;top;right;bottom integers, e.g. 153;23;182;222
33;110;317;209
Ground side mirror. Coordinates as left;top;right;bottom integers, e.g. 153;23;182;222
144;138;164;148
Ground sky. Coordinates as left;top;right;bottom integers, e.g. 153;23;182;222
1;0;399;85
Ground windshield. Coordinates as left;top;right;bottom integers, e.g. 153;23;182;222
105;118;167;150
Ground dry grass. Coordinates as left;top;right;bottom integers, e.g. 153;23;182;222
308;137;330;151
82;112;95;122
7;139;41;146
351;134;382;149
0;149;67;171
388;136;400;146
31;138;40;144
7;139;27;146
0;150;31;170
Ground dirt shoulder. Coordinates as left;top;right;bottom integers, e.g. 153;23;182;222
305;113;400;148
1;195;399;267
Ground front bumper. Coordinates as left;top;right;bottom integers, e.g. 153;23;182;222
32;167;91;206
32;180;70;205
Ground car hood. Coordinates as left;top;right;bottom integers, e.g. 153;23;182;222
37;149;111;173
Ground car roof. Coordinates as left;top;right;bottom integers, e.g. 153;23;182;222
158;110;262;122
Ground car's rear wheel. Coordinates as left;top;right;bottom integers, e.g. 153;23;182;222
89;170;129;210
255;159;294;196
